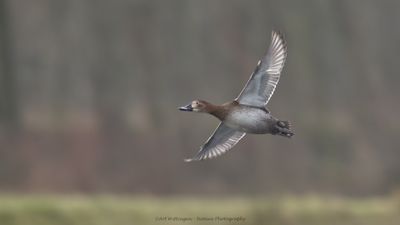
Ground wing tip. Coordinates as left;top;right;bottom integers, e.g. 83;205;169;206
184;154;211;162
271;30;287;50
271;30;284;40
184;155;203;162
184;158;194;162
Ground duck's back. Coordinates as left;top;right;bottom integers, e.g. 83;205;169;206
224;105;275;134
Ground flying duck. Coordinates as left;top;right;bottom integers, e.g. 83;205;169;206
179;31;293;161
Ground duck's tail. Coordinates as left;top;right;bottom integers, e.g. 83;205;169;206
275;120;294;138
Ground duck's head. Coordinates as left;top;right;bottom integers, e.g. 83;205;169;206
179;100;210;113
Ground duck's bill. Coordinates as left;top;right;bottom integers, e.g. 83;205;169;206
179;104;193;111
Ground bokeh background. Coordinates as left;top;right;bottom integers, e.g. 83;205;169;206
0;0;399;224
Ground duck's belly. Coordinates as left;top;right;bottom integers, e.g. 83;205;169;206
224;107;273;134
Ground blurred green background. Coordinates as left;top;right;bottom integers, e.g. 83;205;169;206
0;0;399;224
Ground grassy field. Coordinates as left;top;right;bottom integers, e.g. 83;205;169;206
0;195;399;225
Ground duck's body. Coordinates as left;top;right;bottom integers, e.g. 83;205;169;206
179;30;293;161
224;104;274;134
208;101;274;134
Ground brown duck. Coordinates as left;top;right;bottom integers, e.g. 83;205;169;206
179;31;293;161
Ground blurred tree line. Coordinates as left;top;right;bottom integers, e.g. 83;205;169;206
0;0;399;196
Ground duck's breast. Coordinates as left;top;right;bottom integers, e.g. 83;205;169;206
224;106;274;134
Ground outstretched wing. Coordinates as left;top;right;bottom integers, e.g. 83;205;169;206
236;31;287;107
184;123;246;162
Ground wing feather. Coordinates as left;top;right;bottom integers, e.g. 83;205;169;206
236;30;287;107
184;123;246;162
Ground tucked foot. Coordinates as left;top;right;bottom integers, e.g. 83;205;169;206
273;120;294;138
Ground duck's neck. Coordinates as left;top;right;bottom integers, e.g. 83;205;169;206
207;101;238;121
208;105;225;121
